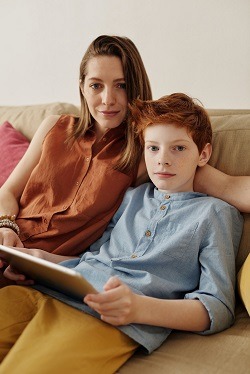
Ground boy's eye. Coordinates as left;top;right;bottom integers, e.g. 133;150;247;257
174;145;186;151
148;145;159;152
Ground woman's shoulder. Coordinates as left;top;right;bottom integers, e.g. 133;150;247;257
47;114;77;128
42;114;78;138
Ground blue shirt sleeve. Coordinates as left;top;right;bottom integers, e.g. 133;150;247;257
184;204;243;334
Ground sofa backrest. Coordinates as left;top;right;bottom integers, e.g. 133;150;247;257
207;109;250;272
0;102;80;140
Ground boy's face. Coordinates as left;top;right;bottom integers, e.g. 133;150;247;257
144;123;211;193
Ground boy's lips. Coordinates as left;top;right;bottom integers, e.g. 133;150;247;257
155;172;176;178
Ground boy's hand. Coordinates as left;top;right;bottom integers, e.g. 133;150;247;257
84;276;138;326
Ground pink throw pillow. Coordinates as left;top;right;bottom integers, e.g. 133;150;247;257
0;121;30;187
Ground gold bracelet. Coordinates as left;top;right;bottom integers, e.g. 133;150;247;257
0;214;16;222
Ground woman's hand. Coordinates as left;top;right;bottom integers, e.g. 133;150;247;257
3;264;34;285
84;276;139;326
0;231;24;273
0;228;24;247
1;247;43;285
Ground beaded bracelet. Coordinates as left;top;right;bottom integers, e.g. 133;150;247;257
0;215;20;236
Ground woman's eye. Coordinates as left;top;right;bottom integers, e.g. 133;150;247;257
90;83;101;90
117;83;126;89
174;146;186;151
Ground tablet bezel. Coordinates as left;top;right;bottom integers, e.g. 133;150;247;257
0;244;97;300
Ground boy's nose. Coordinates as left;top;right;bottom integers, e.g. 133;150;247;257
158;152;171;166
158;160;171;166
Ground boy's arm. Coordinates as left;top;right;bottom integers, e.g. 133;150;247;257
85;276;210;331
194;164;250;213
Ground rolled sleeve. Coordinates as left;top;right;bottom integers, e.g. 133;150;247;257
184;205;243;335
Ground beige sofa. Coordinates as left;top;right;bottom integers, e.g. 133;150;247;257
0;103;249;373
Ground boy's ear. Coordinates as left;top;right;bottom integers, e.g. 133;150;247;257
198;143;212;167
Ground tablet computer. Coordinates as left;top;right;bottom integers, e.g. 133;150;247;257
0;244;97;300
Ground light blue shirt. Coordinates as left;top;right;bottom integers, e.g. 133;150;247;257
36;183;243;353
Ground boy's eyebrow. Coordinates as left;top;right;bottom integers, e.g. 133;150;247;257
145;139;192;144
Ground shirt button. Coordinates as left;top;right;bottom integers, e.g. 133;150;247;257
131;253;137;259
145;230;151;237
76;181;79;186
165;194;171;200
86;157;90;162
44;218;48;224
62;205;67;210
160;205;166;210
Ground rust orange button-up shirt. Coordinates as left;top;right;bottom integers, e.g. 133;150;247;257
17;115;137;255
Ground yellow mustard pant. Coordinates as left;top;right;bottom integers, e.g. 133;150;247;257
0;286;139;374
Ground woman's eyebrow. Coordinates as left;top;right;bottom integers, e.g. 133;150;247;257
87;77;125;82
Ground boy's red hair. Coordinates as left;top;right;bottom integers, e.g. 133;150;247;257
130;93;212;153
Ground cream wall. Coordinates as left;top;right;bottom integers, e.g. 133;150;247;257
0;0;249;109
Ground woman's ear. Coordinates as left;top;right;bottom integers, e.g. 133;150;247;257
79;79;84;96
198;143;212;167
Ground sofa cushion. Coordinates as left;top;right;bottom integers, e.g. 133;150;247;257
0;121;30;187
238;254;250;316
0;102;80;141
118;303;250;373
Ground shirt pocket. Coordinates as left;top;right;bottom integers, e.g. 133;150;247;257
17;214;51;241
156;221;200;259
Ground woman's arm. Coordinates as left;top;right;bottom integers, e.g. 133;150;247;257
0;115;60;246
194;164;250;213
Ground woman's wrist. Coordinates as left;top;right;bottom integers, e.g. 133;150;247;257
0;215;20;236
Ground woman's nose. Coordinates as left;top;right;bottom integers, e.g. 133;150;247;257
102;88;115;105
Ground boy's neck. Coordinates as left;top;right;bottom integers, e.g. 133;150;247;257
157;187;194;194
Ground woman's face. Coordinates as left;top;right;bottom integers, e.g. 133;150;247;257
82;55;128;137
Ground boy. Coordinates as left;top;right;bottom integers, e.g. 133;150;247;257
0;93;243;373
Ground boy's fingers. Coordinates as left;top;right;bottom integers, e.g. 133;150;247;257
103;276;122;291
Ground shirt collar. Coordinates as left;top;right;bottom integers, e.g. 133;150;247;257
153;186;206;202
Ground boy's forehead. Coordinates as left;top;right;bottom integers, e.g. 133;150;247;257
144;123;192;140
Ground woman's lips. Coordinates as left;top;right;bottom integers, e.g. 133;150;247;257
99;111;119;117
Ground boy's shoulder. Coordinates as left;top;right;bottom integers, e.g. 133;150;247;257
196;195;243;228
125;182;152;197
121;183;153;206
201;195;238;212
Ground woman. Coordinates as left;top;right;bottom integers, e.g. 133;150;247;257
0;35;151;256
